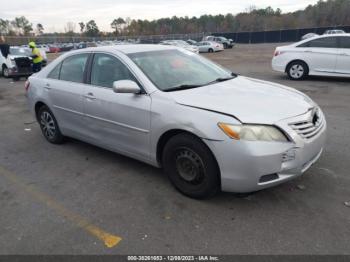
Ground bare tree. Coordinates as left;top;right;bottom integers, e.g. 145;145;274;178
78;22;85;34
64;22;76;34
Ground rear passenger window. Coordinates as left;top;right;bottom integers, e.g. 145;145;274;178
47;63;61;79
60;54;89;83
299;37;338;48
340;37;350;49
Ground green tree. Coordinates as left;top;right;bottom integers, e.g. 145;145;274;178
12;16;32;35
0;19;10;34
111;17;125;35
85;20;99;36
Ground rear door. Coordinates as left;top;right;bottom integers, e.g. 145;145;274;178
45;53;90;136
298;36;338;73
335;36;350;75
198;42;208;52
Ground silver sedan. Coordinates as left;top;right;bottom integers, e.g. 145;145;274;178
26;45;326;198
196;41;224;53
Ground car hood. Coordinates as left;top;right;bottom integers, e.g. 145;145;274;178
168;76;315;124
8;54;31;59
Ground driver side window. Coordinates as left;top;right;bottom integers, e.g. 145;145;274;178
91;53;136;88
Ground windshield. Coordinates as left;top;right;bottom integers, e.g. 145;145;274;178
9;47;32;56
128;49;235;91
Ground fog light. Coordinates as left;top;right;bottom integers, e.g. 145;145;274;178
282;149;296;162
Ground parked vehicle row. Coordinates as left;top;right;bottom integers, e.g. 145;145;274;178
160;40;199;53
272;33;350;80
161;36;232;54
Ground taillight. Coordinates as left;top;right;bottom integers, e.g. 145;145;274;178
25;80;30;92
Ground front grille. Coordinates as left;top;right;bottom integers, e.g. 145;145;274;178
289;109;324;140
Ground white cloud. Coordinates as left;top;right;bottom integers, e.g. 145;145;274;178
0;0;318;32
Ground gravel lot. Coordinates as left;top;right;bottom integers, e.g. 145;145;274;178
0;44;349;255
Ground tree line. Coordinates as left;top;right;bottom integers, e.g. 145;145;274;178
1;0;349;37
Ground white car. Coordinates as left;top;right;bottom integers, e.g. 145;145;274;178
0;45;33;78
324;30;346;35
272;34;350;80
196;41;224;53
160;40;199;53
301;33;319;40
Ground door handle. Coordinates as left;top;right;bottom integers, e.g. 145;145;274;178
84;92;96;100
44;83;51;90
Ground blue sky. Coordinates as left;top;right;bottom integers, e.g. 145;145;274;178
0;0;318;32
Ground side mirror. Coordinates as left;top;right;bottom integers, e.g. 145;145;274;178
112;80;141;94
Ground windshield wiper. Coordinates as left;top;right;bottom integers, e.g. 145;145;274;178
164;84;203;92
164;73;238;92
203;75;236;86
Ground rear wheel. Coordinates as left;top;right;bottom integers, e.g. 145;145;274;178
37;105;64;144
223;43;228;49
287;61;308;80
162;133;220;199
208;48;214;53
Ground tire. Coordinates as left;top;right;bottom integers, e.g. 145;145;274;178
223;43;228;49
162;133;220;199
208;48;214;53
37;105;64;144
2;65;9;78
287;61;309;80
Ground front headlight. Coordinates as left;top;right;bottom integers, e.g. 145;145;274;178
10;59;17;67
218;123;288;142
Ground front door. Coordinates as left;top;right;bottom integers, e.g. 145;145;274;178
336;36;350;75
299;36;338;73
83;53;151;161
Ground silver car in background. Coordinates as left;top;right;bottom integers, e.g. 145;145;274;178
196;41;224;53
26;45;326;198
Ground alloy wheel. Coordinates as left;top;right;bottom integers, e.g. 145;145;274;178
40;111;56;139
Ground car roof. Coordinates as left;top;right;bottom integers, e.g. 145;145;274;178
76;44;178;54
292;33;350;46
319;33;349;37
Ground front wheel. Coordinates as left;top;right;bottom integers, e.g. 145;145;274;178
162;134;220;199
37;105;64;144
287;61;308;80
2;66;9;78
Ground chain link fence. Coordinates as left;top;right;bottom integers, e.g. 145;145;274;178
2;25;349;46
1;32;206;46
213;25;350;43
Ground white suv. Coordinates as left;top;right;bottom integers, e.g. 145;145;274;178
272;34;350;80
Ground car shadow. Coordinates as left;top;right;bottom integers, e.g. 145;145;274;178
64;137;305;205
